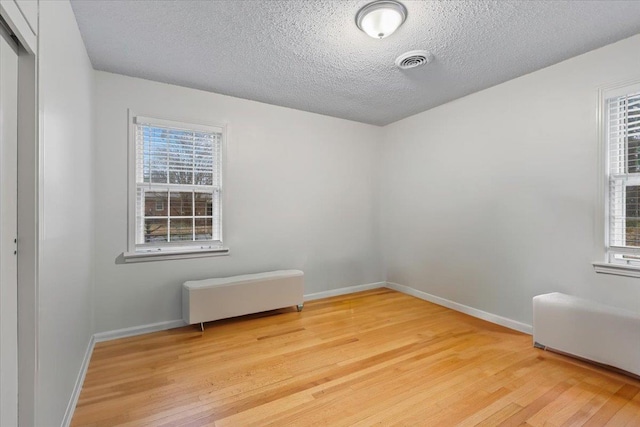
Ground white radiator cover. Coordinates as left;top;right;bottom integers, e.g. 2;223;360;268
182;270;304;325
533;292;640;376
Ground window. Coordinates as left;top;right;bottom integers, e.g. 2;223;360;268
604;84;640;267
125;115;227;261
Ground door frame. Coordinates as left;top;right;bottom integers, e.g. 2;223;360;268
0;3;39;426
0;19;19;427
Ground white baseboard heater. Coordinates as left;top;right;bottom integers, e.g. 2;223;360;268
182;270;304;330
533;292;640;376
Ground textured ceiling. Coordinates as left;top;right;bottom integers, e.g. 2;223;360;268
70;0;640;126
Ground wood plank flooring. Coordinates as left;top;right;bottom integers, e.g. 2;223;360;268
71;289;640;426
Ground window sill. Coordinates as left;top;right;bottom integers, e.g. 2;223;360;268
122;247;230;263
592;262;640;278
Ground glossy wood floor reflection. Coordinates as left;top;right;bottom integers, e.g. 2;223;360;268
72;289;640;426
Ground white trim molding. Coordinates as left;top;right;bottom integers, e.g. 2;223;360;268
61;335;95;427
0;0;37;54
597;79;640;268
385;282;533;335
592;262;640;278
93;319;187;343
126;109;229;259
304;281;386;301
92;281;389;341
122;247;230;263
62;319;186;426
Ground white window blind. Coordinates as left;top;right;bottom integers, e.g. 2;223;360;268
133;116;223;250
607;90;640;262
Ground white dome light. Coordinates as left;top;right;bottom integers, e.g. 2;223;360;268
356;0;407;39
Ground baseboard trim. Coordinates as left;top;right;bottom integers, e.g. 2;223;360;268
61;334;95;427
385;282;532;335
93;282;388;342
304;281;386;301
93;319;187;343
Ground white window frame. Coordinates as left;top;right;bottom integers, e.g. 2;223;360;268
594;80;640;277
123;110;229;262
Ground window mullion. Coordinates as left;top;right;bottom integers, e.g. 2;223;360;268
192;190;196;241
167;189;171;242
192;132;195;186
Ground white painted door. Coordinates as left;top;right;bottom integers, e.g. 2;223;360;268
0;23;19;427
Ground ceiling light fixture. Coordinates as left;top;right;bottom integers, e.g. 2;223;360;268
356;0;407;39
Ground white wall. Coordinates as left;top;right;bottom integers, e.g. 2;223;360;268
32;6;640;423
92;72;383;333
38;1;94;424
381;34;640;327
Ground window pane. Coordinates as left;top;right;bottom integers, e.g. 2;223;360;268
168;130;194;185
628;138;640;174
170;218;193;241
136;187;144;244
194;136;213;185
194;192;212;216
150;168;167;184
211;190;221;239
148;127;169;184
144;218;168;243
624;95;640;173
195;218;212;241
194;171;213;186
626;185;640;247
170;191;193;216
610;179;625;247
144;191;168;217
135;119;223;249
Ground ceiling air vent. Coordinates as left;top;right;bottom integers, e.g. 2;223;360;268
395;50;433;70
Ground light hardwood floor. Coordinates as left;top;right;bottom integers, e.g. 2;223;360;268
72;288;640;426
